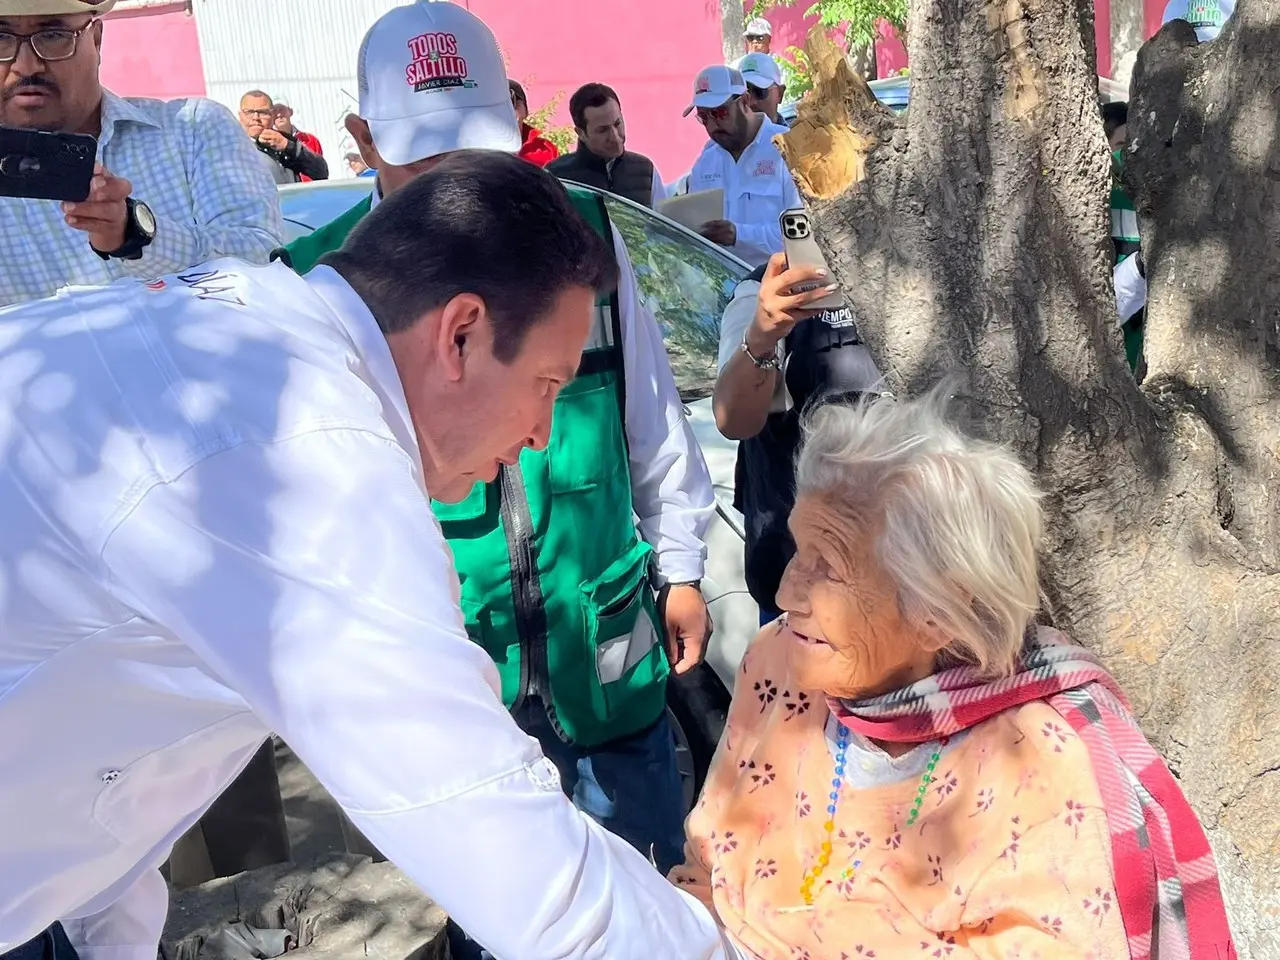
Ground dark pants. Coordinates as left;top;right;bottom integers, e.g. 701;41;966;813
2;925;78;960
446;698;687;960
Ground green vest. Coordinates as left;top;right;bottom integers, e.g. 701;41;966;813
283;184;668;747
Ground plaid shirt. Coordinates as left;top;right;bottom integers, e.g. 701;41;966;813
0;91;284;307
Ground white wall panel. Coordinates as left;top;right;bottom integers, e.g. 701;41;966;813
191;0;411;176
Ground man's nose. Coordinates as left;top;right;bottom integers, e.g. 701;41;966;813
11;41;46;76
524;415;553;453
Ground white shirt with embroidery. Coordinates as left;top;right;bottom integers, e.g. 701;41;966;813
0;90;283;307
0;259;737;960
687;118;800;266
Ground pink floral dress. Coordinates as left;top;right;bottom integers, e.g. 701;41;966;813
669;628;1132;959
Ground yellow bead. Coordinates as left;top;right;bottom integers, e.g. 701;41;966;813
821;841;833;854
817;853;830;866
823;821;835;833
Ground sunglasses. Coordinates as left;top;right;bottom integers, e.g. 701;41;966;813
695;95;741;124
745;34;769;42
746;83;772;100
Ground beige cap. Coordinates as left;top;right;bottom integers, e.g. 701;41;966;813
0;0;116;14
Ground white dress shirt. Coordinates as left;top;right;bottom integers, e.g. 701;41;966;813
0;261;740;960
688;118;800;266
0;91;284;307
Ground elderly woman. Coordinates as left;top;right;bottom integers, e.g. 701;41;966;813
670;390;1234;959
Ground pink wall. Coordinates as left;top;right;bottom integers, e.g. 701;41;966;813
468;0;725;181
99;3;206;100
745;3;908;77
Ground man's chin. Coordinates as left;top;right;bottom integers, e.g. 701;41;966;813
432;465;499;504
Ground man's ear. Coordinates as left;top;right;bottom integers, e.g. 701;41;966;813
433;293;487;382
344;114;382;171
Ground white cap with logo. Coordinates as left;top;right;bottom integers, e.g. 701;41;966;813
356;0;520;167
743;16;772;36
738;53;782;89
681;65;747;117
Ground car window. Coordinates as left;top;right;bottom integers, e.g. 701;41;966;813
604;195;748;401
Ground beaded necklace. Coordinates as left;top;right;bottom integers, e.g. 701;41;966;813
799;720;949;906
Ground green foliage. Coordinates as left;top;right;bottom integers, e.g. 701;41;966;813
750;0;906;51
776;46;814;100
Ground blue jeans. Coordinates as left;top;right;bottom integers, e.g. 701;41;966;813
2;925;78;960
446;698;687;960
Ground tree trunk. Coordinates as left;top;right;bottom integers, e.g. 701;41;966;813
778;0;1279;954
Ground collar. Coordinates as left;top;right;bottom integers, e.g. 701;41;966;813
302;265;422;478
369;177;384;210
97;90;162;153
572;141;613;173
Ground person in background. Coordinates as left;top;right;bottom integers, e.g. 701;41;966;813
684;65;799;266
509;78;559;167
1104;100;1143;376
346;150;375;176
239;88;328;184
272;97;325;181
738;52;786;126
276;10;716;960
741;15;772;54
0;0;282;308
547;82;666;208
712;254;881;622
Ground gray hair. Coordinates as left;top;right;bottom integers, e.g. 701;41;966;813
795;386;1043;678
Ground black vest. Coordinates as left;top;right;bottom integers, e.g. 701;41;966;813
548;145;656;208
732;265;882;609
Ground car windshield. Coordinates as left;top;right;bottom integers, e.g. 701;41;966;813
277;182;748;400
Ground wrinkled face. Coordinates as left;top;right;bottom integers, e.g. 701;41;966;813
394;286;595;504
579;99;625;160
239;93;272;138
745;33;771;53
697;95;752;151
0;14;102;133
776;495;939;700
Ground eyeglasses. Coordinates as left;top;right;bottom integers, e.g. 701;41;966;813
695;96;740;125
0;18;98;63
745;34;769;43
240;107;273;118
746;83;772;100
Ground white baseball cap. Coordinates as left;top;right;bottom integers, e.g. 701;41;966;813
739;53;782;89
744;16;772;36
356;1;520;167
682;65;747;117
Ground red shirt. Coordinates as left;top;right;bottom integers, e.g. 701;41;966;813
518;122;559;167
294;130;324;182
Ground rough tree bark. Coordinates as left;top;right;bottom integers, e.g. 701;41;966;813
777;0;1279;954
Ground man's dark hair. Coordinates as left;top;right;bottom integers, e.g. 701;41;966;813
321;151;618;363
1102;101;1128;140
508;79;527;107
569;83;621;131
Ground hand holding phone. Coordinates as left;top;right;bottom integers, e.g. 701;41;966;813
62;164;133;253
0;126;97;202
746;253;839;358
780;209;844;311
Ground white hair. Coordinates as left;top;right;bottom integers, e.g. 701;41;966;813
795;386;1043;678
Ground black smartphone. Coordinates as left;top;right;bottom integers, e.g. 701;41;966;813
0;126;97;202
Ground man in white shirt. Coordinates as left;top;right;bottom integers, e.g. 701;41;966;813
683;64;800;266
0;0;282;307
0;151;742;960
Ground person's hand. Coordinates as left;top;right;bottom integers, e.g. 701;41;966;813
257;128;290;152
658;583;713;675
62;164;132;254
698;219;737;246
744;252;838;358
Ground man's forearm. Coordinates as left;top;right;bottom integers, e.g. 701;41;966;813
281;139;329;180
712;343;780;440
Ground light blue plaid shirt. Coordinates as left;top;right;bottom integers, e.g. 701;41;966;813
0;91;284;307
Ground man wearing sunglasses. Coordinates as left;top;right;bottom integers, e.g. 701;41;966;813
0;0;282;307
739;52;787;127
682;64;799;266
741;16;772;54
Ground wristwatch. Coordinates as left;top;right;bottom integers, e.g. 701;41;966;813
93;198;157;261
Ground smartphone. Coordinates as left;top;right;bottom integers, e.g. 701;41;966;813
0;126;97;202
780;208;844;311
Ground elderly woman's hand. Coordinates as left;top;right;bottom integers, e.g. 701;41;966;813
744;253;839;360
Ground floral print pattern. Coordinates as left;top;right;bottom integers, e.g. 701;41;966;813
670;628;1131;960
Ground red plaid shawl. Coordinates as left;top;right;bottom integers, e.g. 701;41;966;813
829;626;1235;960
